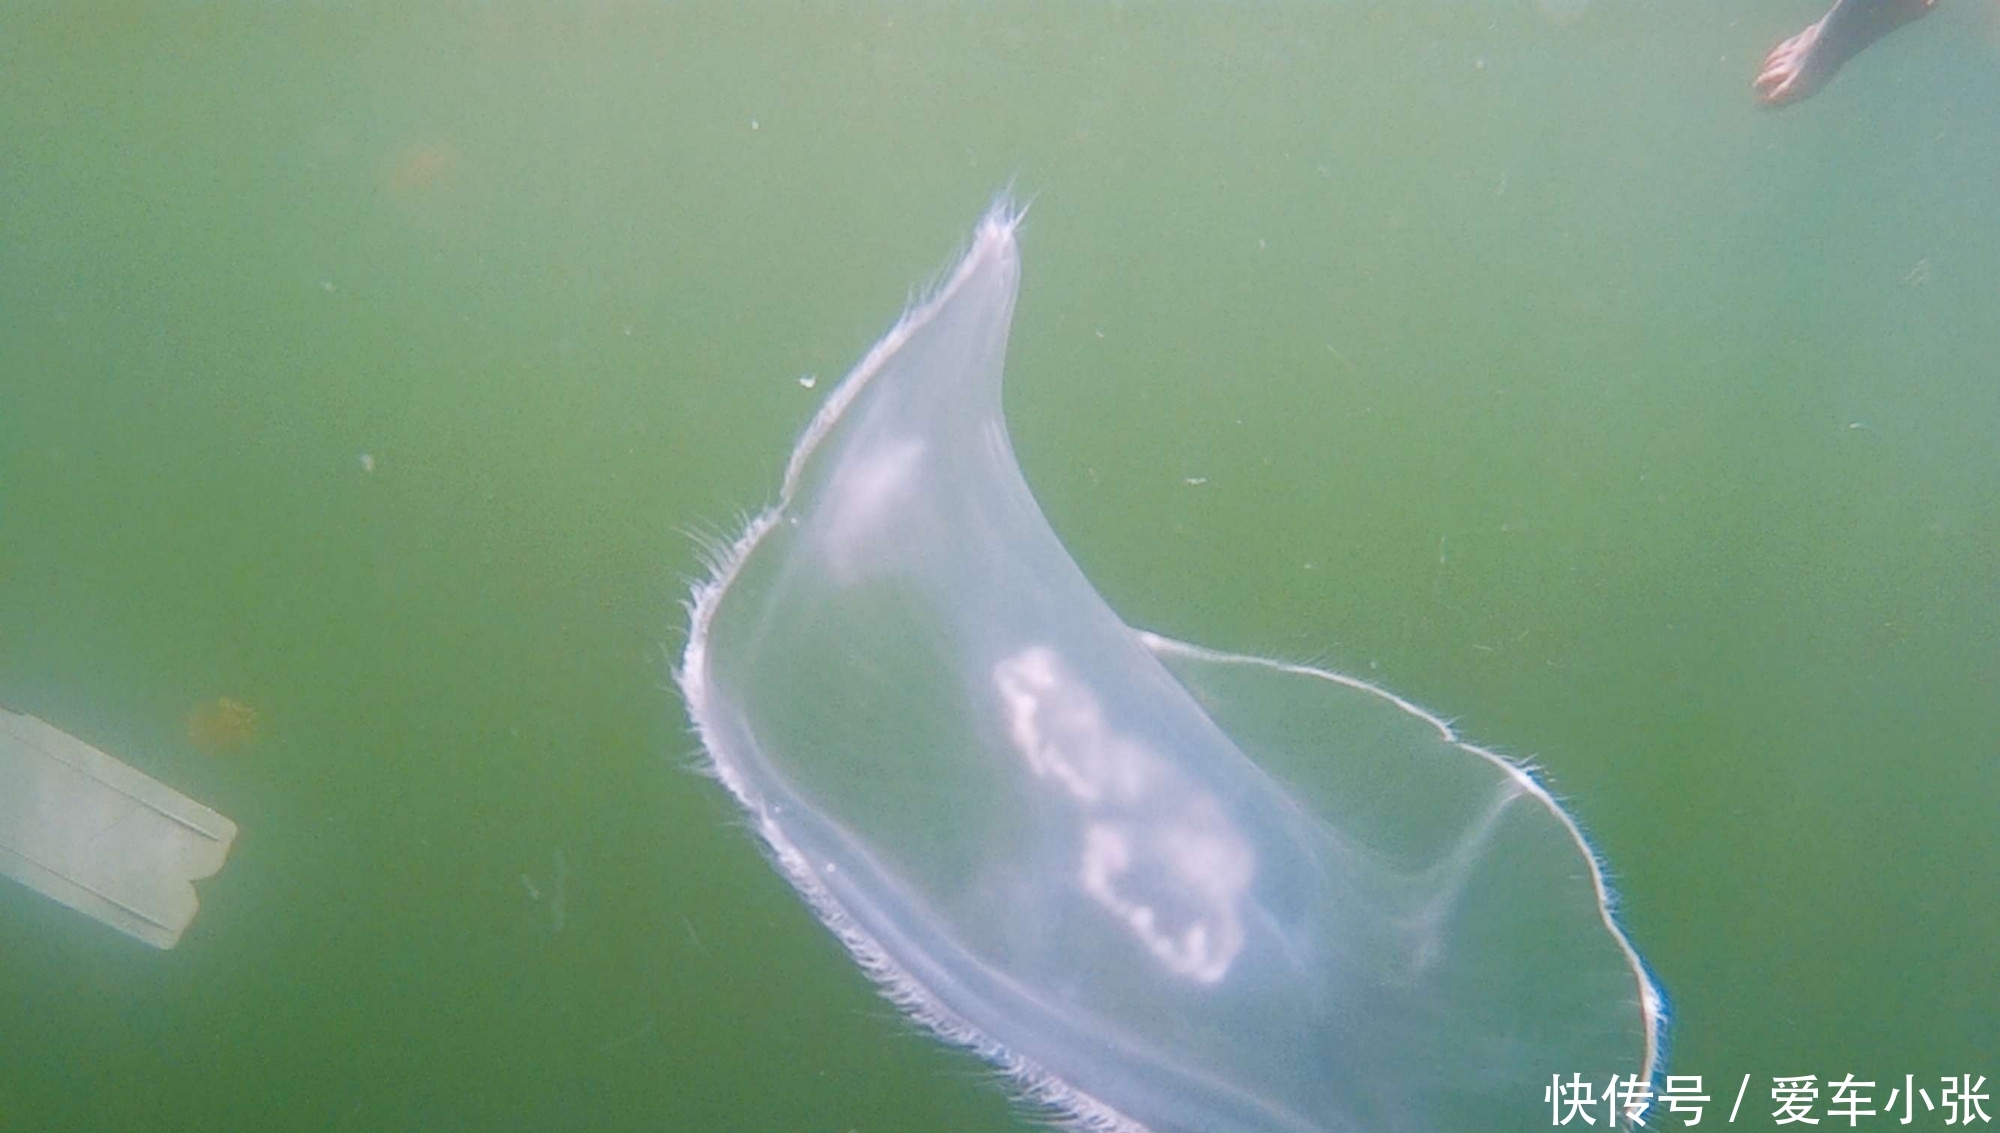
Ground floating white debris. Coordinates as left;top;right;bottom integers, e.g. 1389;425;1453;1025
0;709;238;949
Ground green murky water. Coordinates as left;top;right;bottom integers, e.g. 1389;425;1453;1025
2;5;1995;1131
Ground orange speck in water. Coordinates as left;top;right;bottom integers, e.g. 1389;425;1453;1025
388;143;459;195
187;696;260;755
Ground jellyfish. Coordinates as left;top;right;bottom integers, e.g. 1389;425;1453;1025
678;203;1664;1133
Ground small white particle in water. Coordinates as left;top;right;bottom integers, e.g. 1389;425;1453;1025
359;453;377;473
750;118;760;130
550;849;569;934
622;325;633;337
1183;476;1208;486
824;862;837;874
799;373;817;389
321;280;336;293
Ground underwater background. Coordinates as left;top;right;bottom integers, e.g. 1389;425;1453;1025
1;4;1995;1131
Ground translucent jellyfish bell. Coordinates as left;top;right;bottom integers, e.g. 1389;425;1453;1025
679;204;1664;1133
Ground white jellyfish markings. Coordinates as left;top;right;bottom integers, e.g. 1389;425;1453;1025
813;435;927;583
996;645;1252;984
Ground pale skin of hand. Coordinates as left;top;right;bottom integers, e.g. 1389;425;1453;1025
1754;0;1940;106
